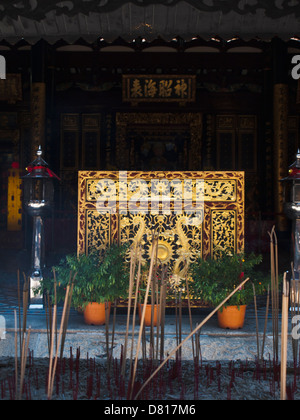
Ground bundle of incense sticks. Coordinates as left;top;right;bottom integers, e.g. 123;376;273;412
121;243;138;378
290;266;300;365
252;283;260;360
268;226;279;362
122;229;171;395
261;284;270;361
134;276;251;400
14;273;31;400
128;245;143;377
252;282;270;361
47;269;75;400
129;235;158;399
157;265;168;362
280;272;289;401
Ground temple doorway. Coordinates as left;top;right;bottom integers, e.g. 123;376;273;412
115;113;203;171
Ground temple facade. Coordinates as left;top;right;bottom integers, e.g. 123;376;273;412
0;2;299;255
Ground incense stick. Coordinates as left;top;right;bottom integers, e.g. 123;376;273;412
261;284;270;361
185;274;195;360
280;273;289;401
129;246;142;377
19;327;31;400
129;236;158;399
17;270;22;357
47;303;57;399
121;245;137;378
60;273;75;359
134;277;251;400
48;284;70;399
156;283;163;362
160;272;167;362
22;274;29;348
269;226;279;362
290;264;300;365
109;299;117;364
105;301;110;368
14;310;18;399
275;230;279;355
179;291;182;360
252;283;260;360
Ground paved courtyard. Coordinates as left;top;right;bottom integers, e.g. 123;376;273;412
0;248;295;362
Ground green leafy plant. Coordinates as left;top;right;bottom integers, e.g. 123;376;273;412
38;243;130;309
189;251;268;309
94;242;130;305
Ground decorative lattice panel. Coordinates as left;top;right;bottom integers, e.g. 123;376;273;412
78;171;244;276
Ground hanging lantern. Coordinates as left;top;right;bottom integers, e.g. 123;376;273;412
23;146;59;217
23;146;60;308
281;150;300;279
281;150;300;217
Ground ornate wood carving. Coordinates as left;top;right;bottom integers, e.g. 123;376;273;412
78;171;245;273
122;75;196;104
7;168;22;232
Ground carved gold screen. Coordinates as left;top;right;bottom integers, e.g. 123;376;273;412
78;171;244;274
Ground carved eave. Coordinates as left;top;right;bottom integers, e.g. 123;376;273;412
0;1;299;44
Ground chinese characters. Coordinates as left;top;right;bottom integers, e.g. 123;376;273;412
123;75;195;102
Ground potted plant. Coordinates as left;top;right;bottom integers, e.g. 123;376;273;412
84;242;130;325
45;243;130;325
189;251;267;330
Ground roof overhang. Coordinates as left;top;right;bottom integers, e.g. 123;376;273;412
1;1;300;45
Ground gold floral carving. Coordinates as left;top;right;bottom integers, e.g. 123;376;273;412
86;178;237;203
78;171;245;265
211;210;236;258
86;211;111;255
120;213;203;276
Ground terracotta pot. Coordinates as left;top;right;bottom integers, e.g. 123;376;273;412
83;302;111;326
217;305;247;330
138;303;159;327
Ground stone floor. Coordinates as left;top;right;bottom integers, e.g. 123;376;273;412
0;248;296;362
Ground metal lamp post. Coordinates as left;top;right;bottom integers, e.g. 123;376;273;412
23;146;60;308
281;150;300;280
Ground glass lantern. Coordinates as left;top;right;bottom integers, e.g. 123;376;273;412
23;146;59;308
282;150;300;279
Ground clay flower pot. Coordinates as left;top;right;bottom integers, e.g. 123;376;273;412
217;305;247;330
138;303;159;327
83;302;111;326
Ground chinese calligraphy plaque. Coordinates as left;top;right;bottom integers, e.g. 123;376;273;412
122;75;196;103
